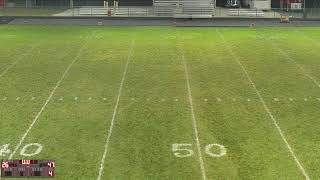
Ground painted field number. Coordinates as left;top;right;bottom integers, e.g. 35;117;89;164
0;143;43;157
205;144;226;157
172;143;226;158
20;143;43;157
172;144;194;157
0;144;11;156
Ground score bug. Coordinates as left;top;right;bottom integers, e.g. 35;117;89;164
1;161;9;169
1;160;55;178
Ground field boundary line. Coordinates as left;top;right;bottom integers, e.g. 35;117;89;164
8;32;94;160
179;34;207;180
217;29;310;180
96;39;135;180
0;43;39;78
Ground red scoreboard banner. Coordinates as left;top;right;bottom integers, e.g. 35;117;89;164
1;160;55;178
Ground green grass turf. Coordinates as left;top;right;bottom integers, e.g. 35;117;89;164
0;25;320;179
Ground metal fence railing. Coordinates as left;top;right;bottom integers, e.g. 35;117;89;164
0;6;320;19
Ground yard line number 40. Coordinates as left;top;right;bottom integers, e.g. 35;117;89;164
172;144;226;158
0;143;43;157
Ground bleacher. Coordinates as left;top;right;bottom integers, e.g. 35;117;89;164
152;4;175;17
79;7;108;16
229;9;265;17
114;7;151;16
79;6;151;16
153;0;214;18
79;0;214;18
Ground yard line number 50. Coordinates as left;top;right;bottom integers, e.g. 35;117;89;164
172;144;226;158
0;143;43;157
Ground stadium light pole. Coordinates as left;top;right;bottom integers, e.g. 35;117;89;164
303;0;306;19
70;0;73;9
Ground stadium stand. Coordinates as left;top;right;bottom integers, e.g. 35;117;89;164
79;6;151;16
79;0;214;18
79;7;108;15
150;0;214;18
228;8;264;17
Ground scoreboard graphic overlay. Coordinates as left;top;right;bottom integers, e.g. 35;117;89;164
1;160;54;178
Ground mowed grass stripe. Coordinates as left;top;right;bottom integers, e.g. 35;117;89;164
225;28;320;177
0;42;39;78
0;28;90;151
0;44;36;73
217;29;310;179
11;28;135;180
97;38;135;180
261;29;320;89
102;27;202;179
181;45;207;180
246;28;320;178
295;28;320;46
0;26;40;66
8;31;94;160
265;28;320;88
276;46;320;88
180;28;303;179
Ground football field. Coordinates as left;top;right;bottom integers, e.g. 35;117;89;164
0;25;320;179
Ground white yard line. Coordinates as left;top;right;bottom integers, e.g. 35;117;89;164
8;33;93;160
117;101;134;115
273;43;320;88
264;29;320;88
181;49;207;180
96;39;135;180
217;29;310;180
0;43;39;78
